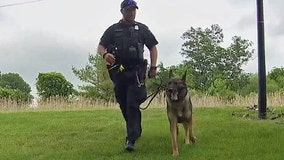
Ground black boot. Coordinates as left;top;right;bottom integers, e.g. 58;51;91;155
125;140;135;151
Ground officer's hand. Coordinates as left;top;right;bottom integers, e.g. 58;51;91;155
148;66;157;78
104;53;115;65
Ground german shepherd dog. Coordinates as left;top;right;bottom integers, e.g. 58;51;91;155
166;70;196;156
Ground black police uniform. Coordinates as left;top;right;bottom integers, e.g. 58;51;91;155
99;20;158;144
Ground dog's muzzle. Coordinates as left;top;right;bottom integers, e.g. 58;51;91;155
167;88;179;101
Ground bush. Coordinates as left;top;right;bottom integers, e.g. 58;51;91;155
0;87;33;103
36;72;75;99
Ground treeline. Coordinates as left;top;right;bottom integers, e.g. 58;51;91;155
0;71;75;103
1;24;284;104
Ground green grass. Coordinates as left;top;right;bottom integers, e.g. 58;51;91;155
0;107;284;160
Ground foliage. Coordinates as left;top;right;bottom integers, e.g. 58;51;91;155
179;24;254;97
0;72;33;103
267;67;284;90
208;78;236;100
72;54;114;101
240;68;284;94
239;73;258;95
0;87;33;103
36;72;74;99
0;72;31;94
266;77;279;93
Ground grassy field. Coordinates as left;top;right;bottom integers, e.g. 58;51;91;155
0;107;283;160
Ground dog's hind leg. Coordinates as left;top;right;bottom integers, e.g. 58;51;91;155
170;122;179;156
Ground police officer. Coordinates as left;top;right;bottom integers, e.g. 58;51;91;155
97;0;158;151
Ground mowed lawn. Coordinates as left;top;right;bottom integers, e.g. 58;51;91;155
0;107;283;160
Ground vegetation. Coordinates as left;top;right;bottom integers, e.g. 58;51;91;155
0;87;32;103
267;67;284;91
36;72;75;100
1;91;284;112
0;107;283;160
72;54;114;101
0;72;33;103
0;72;31;94
180;24;253;93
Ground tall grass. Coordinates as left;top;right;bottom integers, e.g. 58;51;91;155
1;92;284;111
36;96;117;110
117;92;284;109
0;98;28;111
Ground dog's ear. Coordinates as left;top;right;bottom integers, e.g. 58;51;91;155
169;69;174;79
182;70;187;82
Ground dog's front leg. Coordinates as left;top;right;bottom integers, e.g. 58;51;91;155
183;122;190;144
188;116;196;143
170;122;179;156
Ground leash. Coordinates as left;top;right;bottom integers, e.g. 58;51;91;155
140;86;163;110
140;74;167;110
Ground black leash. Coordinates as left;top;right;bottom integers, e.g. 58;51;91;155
140;86;163;110
140;74;167;110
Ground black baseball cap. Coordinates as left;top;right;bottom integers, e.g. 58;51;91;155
120;0;138;10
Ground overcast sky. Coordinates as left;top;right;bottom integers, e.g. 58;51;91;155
0;0;283;97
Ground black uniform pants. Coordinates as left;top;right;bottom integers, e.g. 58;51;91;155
112;70;147;143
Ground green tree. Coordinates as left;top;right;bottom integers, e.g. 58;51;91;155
266;77;279;93
240;73;258;95
208;78;235;100
36;72;74;99
180;24;254;95
0;87;33;103
0;72;31;94
72;54;114;101
0;72;33;103
267;67;284;89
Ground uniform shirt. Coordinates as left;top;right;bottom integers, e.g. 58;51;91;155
99;20;158;65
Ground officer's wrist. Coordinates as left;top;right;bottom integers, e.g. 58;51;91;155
102;52;108;59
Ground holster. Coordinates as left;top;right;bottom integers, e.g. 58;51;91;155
137;59;148;81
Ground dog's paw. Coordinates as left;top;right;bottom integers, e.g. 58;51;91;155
190;136;197;143
172;152;179;157
185;136;197;144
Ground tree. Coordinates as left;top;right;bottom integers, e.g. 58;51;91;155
0;87;33;103
72;54;114;101
180;24;254;95
266;77;279;93
36;72;74;99
239;73;258;95
267;67;284;89
0;72;31;94
0;72;33;103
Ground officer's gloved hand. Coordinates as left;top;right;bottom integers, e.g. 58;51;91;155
148;66;157;78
